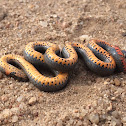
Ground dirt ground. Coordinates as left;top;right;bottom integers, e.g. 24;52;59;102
0;0;126;126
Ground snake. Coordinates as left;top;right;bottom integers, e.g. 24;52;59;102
0;40;126;92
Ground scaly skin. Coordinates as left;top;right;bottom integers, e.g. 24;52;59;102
0;54;68;92
0;40;125;92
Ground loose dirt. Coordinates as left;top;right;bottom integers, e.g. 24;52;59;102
0;0;126;125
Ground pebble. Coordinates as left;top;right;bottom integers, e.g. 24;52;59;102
88;113;99;124
1;95;8;102
76;120;83;126
0;7;6;21
111;117;122;126
50;14;58;18
79;35;91;43
11;107;20;115
0;72;3;79
17;95;24;102
104;81;108;85
56;120;63;126
100;114;107;121
122;117;126;123
40;21;48;27
110;80;114;84
12;116;18;123
114;78;121;86
28;97;37;105
111;97;116;101
107;103;113;112
111;111;119;119
2;109;12;119
61;22;71;29
80;109;88;117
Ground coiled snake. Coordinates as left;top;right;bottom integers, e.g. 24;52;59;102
0;40;126;92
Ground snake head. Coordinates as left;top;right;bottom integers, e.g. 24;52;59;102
111;45;126;73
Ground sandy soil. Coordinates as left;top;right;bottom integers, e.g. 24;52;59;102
0;0;126;126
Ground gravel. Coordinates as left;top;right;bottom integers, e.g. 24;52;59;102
0;0;126;125
28;97;37;105
12;115;18;123
114;78;121;86
88;113;99;124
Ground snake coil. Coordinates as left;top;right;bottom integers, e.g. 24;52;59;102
0;40;126;92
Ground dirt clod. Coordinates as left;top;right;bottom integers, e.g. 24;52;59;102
114;78;121;86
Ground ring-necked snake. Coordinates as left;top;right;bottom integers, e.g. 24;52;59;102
0;40;126;92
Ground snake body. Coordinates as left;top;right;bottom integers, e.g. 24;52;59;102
0;40;126;92
0;54;68;92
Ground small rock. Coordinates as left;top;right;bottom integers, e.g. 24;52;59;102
56;120;63;126
40;21;48;27
61;21;71;29
114;78;121;86
30;27;38;35
28;97;37;105
2;109;12;118
104;81;108;85
79;35;91;43
112;111;119;118
32;111;38;117
100;114;107;121
110;80;114;84
111;97;116;101
88;113;99;124
50;14;58;18
68;119;74;125
122;117;126;123
74;110;79;113
12;116;18;123
17;96;23;102
80;109;88;117
107;103;113;112
11;107;20;115
1;95;8;102
0;7;7;21
111;118;122;126
76;120;83;126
